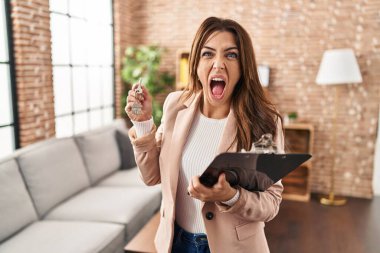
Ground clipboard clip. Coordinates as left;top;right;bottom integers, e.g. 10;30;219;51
250;133;278;154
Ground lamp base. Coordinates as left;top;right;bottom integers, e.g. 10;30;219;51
320;193;347;206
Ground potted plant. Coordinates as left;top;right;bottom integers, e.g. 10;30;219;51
121;45;174;126
288;112;298;123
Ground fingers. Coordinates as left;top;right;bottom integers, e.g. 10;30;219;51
141;86;150;97
187;176;200;196
125;103;137;121
124;81;153;122
125;102;133;113
217;173;228;187
127;90;136;103
187;174;236;202
188;176;213;201
125;90;144;118
187;174;235;202
131;82;142;90
193;176;209;192
216;173;234;192
132;83;150;97
127;90;144;103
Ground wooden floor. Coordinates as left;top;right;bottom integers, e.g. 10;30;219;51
266;194;380;253
125;212;159;253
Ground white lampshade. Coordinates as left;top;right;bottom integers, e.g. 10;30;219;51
258;65;270;87
316;48;363;86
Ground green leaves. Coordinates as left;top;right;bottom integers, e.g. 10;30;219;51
121;45;174;124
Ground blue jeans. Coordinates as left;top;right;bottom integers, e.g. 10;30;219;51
171;223;211;253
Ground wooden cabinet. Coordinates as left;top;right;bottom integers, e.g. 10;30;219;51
282;123;314;202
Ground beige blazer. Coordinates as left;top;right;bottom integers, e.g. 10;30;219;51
129;91;284;253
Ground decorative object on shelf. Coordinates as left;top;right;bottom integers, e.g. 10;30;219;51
122;45;174;125
176;50;190;90
283;123;314;202
258;64;270;87
316;48;363;206
284;112;298;125
288;112;298;123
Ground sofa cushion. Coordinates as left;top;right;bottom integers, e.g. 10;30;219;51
0;157;38;243
75;128;121;184
17;138;90;217
116;129;137;169
97;167;147;187
44;186;161;242
0;220;124;253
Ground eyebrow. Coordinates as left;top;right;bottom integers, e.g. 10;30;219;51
202;46;238;51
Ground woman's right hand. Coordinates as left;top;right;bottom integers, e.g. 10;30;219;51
125;82;153;122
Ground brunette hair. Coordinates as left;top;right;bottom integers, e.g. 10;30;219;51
182;17;283;151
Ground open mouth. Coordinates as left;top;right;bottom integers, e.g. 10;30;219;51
210;78;226;99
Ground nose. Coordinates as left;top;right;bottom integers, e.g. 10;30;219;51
213;57;225;70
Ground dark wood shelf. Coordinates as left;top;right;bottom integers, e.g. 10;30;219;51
283;123;314;202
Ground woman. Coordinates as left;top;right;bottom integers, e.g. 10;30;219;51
126;17;284;253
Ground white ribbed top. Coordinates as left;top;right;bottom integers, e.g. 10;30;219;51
175;111;227;233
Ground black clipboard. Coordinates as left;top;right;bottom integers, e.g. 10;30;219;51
199;153;312;192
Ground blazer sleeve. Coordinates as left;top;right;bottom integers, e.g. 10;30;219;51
215;118;285;222
128;94;173;186
129;124;161;186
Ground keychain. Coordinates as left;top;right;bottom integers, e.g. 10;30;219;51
131;78;143;115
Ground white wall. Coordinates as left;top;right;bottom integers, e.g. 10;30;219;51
373;107;380;196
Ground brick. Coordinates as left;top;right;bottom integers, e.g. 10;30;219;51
11;0;55;146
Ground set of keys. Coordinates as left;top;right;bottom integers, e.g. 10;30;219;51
131;78;143;115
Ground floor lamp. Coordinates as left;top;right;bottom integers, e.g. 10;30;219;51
315;48;363;206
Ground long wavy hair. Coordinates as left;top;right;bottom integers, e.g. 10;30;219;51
181;17;283;151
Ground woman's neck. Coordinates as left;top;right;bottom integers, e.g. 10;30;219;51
200;99;230;119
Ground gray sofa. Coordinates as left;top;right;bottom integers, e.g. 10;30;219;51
0;119;161;253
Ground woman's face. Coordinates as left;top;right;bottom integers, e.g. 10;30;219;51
197;31;241;118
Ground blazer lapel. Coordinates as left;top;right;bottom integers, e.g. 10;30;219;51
169;92;202;202
217;108;238;154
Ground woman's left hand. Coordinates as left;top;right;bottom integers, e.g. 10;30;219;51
188;173;237;202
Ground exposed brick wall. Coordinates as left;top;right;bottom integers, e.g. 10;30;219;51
113;0;145;121
115;0;380;198
10;0;55;147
